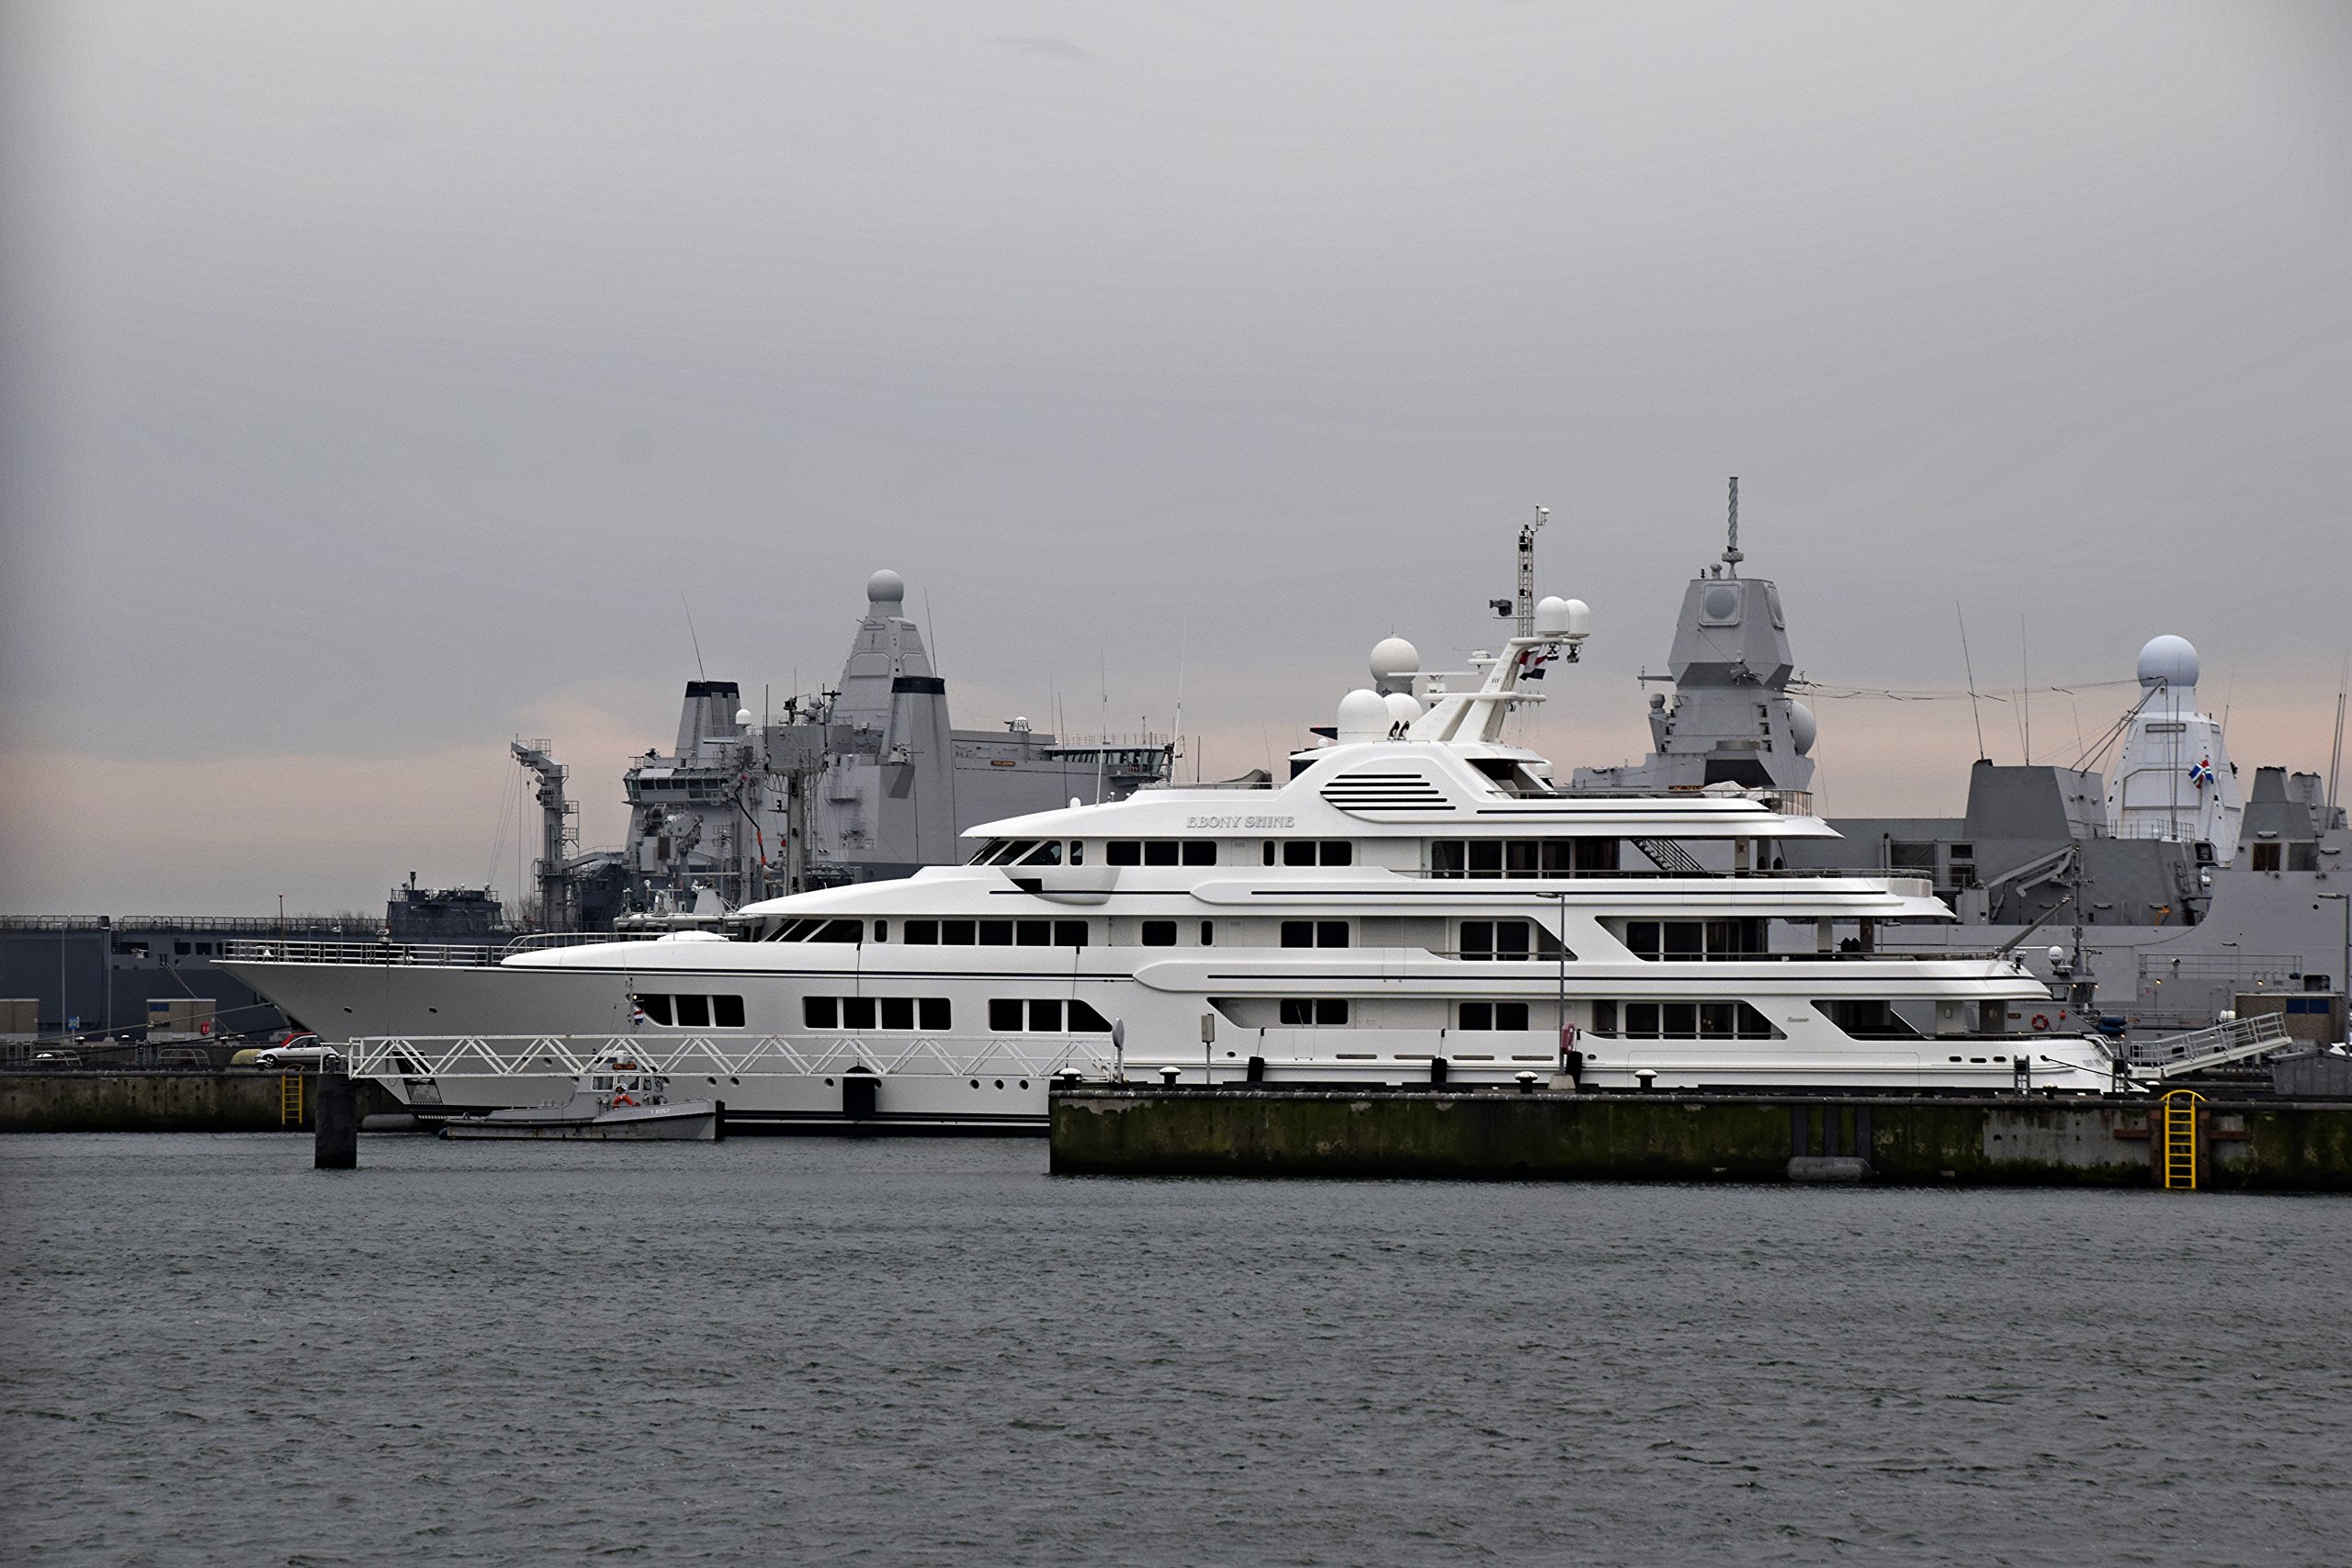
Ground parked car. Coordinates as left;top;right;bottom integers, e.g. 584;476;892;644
254;1034;341;1071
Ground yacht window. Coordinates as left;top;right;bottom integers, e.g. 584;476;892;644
1107;840;1143;866
989;998;1023;1032
970;839;1010;865
1283;840;1317;866
714;995;745;1029
989;840;1039;865
1054;920;1089;947
1263;842;1277;865
920;998;951;1031
1814;999;1919;1038
1069;999;1112;1032
1200;920;1215;946
814;919;863;943
1460;919;1555;961
674;995;711;1028
1146;841;1180;866
1276;998;1351;1026
1467;841;1504;878
842;997;877;1031
1142;920;1178;946
1609;1000;1776;1039
1458;1002;1532;1031
874;921;887;942
1016;919;1052;946
1506;841;1540;877
881;997;915;1031
1624;919;1761;960
905;920;939;944
1431;842;1464;878
979;920;1013;945
1184;841;1216;865
803;997;838;1029
1028;999;1063;1032
1320;841;1352;866
1018;841;1064;866
1281;920;1351;949
639;994;673;1026
944;920;976;945
1069;840;1084;866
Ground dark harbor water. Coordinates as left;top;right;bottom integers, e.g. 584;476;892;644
4;1134;2348;1566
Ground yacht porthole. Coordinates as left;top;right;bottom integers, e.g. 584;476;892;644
1019;1079;1029;1089
995;1079;1005;1089
707;1077;718;1085
730;1077;740;1085
824;1077;835;1087
970;1078;980;1089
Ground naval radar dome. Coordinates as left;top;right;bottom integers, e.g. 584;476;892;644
2137;635;2199;691
866;569;907;606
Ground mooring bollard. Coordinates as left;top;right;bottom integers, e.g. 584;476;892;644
314;1070;358;1169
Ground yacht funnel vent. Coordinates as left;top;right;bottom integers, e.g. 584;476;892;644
1321;770;1453;816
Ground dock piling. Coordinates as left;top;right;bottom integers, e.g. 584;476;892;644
313;1071;357;1169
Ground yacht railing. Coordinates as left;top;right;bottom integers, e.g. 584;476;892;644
345;1033;1114;1081
222;931;672;967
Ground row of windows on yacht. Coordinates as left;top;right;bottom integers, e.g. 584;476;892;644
762;915;1774;963
967;837;1699;875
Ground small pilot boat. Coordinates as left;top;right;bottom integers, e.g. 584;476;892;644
438;1056;718;1141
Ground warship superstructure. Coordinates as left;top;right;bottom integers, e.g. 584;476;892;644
519;570;1171;930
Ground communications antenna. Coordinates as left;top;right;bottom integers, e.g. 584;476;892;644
1723;477;1742;575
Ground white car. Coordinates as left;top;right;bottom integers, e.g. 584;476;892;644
254;1038;341;1071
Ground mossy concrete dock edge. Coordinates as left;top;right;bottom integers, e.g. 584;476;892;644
0;1070;398;1133
1048;1087;2352;1190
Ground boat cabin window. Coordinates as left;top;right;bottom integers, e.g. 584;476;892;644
1277;998;1351;1025
767;919;863;943
803;996;952;1031
633;993;746;1028
1142;920;1177;946
987;998;1113;1032
1457;1001;1532;1031
1018;841;1063;866
1622;919;1765;960
1280;920;1350;949
1813;999;1920;1038
1458;919;1566;960
1069;840;1083;865
1275;840;1353;867
1431;839;1618;878
1201;920;1215;946
1590;1000;1778;1039
1105;840;1216;866
972;839;1046;866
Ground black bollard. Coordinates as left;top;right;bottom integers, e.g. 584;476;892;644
314;1070;358;1169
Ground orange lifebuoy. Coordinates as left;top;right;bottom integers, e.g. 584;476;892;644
2030;1014;2051;1032
612;1093;636;1107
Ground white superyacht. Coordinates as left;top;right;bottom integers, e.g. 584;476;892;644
224;520;2115;1129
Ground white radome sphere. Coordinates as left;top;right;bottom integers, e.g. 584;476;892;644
2136;635;2199;691
1384;692;1422;731
1337;688;1390;742
866;569;907;605
1787;700;1817;756
734;707;753;728
1369;637;1420;690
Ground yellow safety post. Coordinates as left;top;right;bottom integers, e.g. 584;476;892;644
2159;1089;2202;1190
279;1072;305;1128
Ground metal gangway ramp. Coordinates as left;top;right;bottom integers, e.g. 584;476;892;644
2126;1014;2297;1085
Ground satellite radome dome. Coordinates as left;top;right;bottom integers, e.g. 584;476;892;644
1787;700;1817;757
866;569;907;605
2136;635;2199;691
1337;688;1391;741
1369;637;1420;690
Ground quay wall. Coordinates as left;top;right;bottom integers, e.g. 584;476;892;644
0;1071;397;1134
1049;1088;2352;1191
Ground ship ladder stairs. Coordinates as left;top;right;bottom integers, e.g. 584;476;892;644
1634;838;1711;877
2159;1089;2202;1190
279;1073;306;1128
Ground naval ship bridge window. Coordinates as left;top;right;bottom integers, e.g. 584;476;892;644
1105;840;1217;866
986;998;1114;1032
637;993;749;1028
1593;1001;1777;1039
1622;919;1765;960
1456;1001;1532;1031
1430;839;1619;878
802;996;953;1031
1277;998;1351;1026
1458;919;1566;961
1280;920;1351;949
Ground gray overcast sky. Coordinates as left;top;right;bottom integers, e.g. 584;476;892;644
3;1;2347;912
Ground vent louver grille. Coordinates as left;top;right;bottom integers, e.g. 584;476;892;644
1320;772;1453;814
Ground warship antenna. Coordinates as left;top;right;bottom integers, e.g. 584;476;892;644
1956;604;1988;761
2329;649;2349;818
681;594;707;682
1723;478;1742;576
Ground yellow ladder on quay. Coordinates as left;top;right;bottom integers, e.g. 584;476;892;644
279;1073;305;1128
2160;1089;2202;1190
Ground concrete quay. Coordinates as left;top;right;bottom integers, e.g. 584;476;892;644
0;1069;400;1134
1049;1085;2352;1190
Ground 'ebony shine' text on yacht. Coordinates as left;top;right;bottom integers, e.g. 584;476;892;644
223;515;2115;1131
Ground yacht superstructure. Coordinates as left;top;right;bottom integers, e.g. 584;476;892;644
224;513;2112;1130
